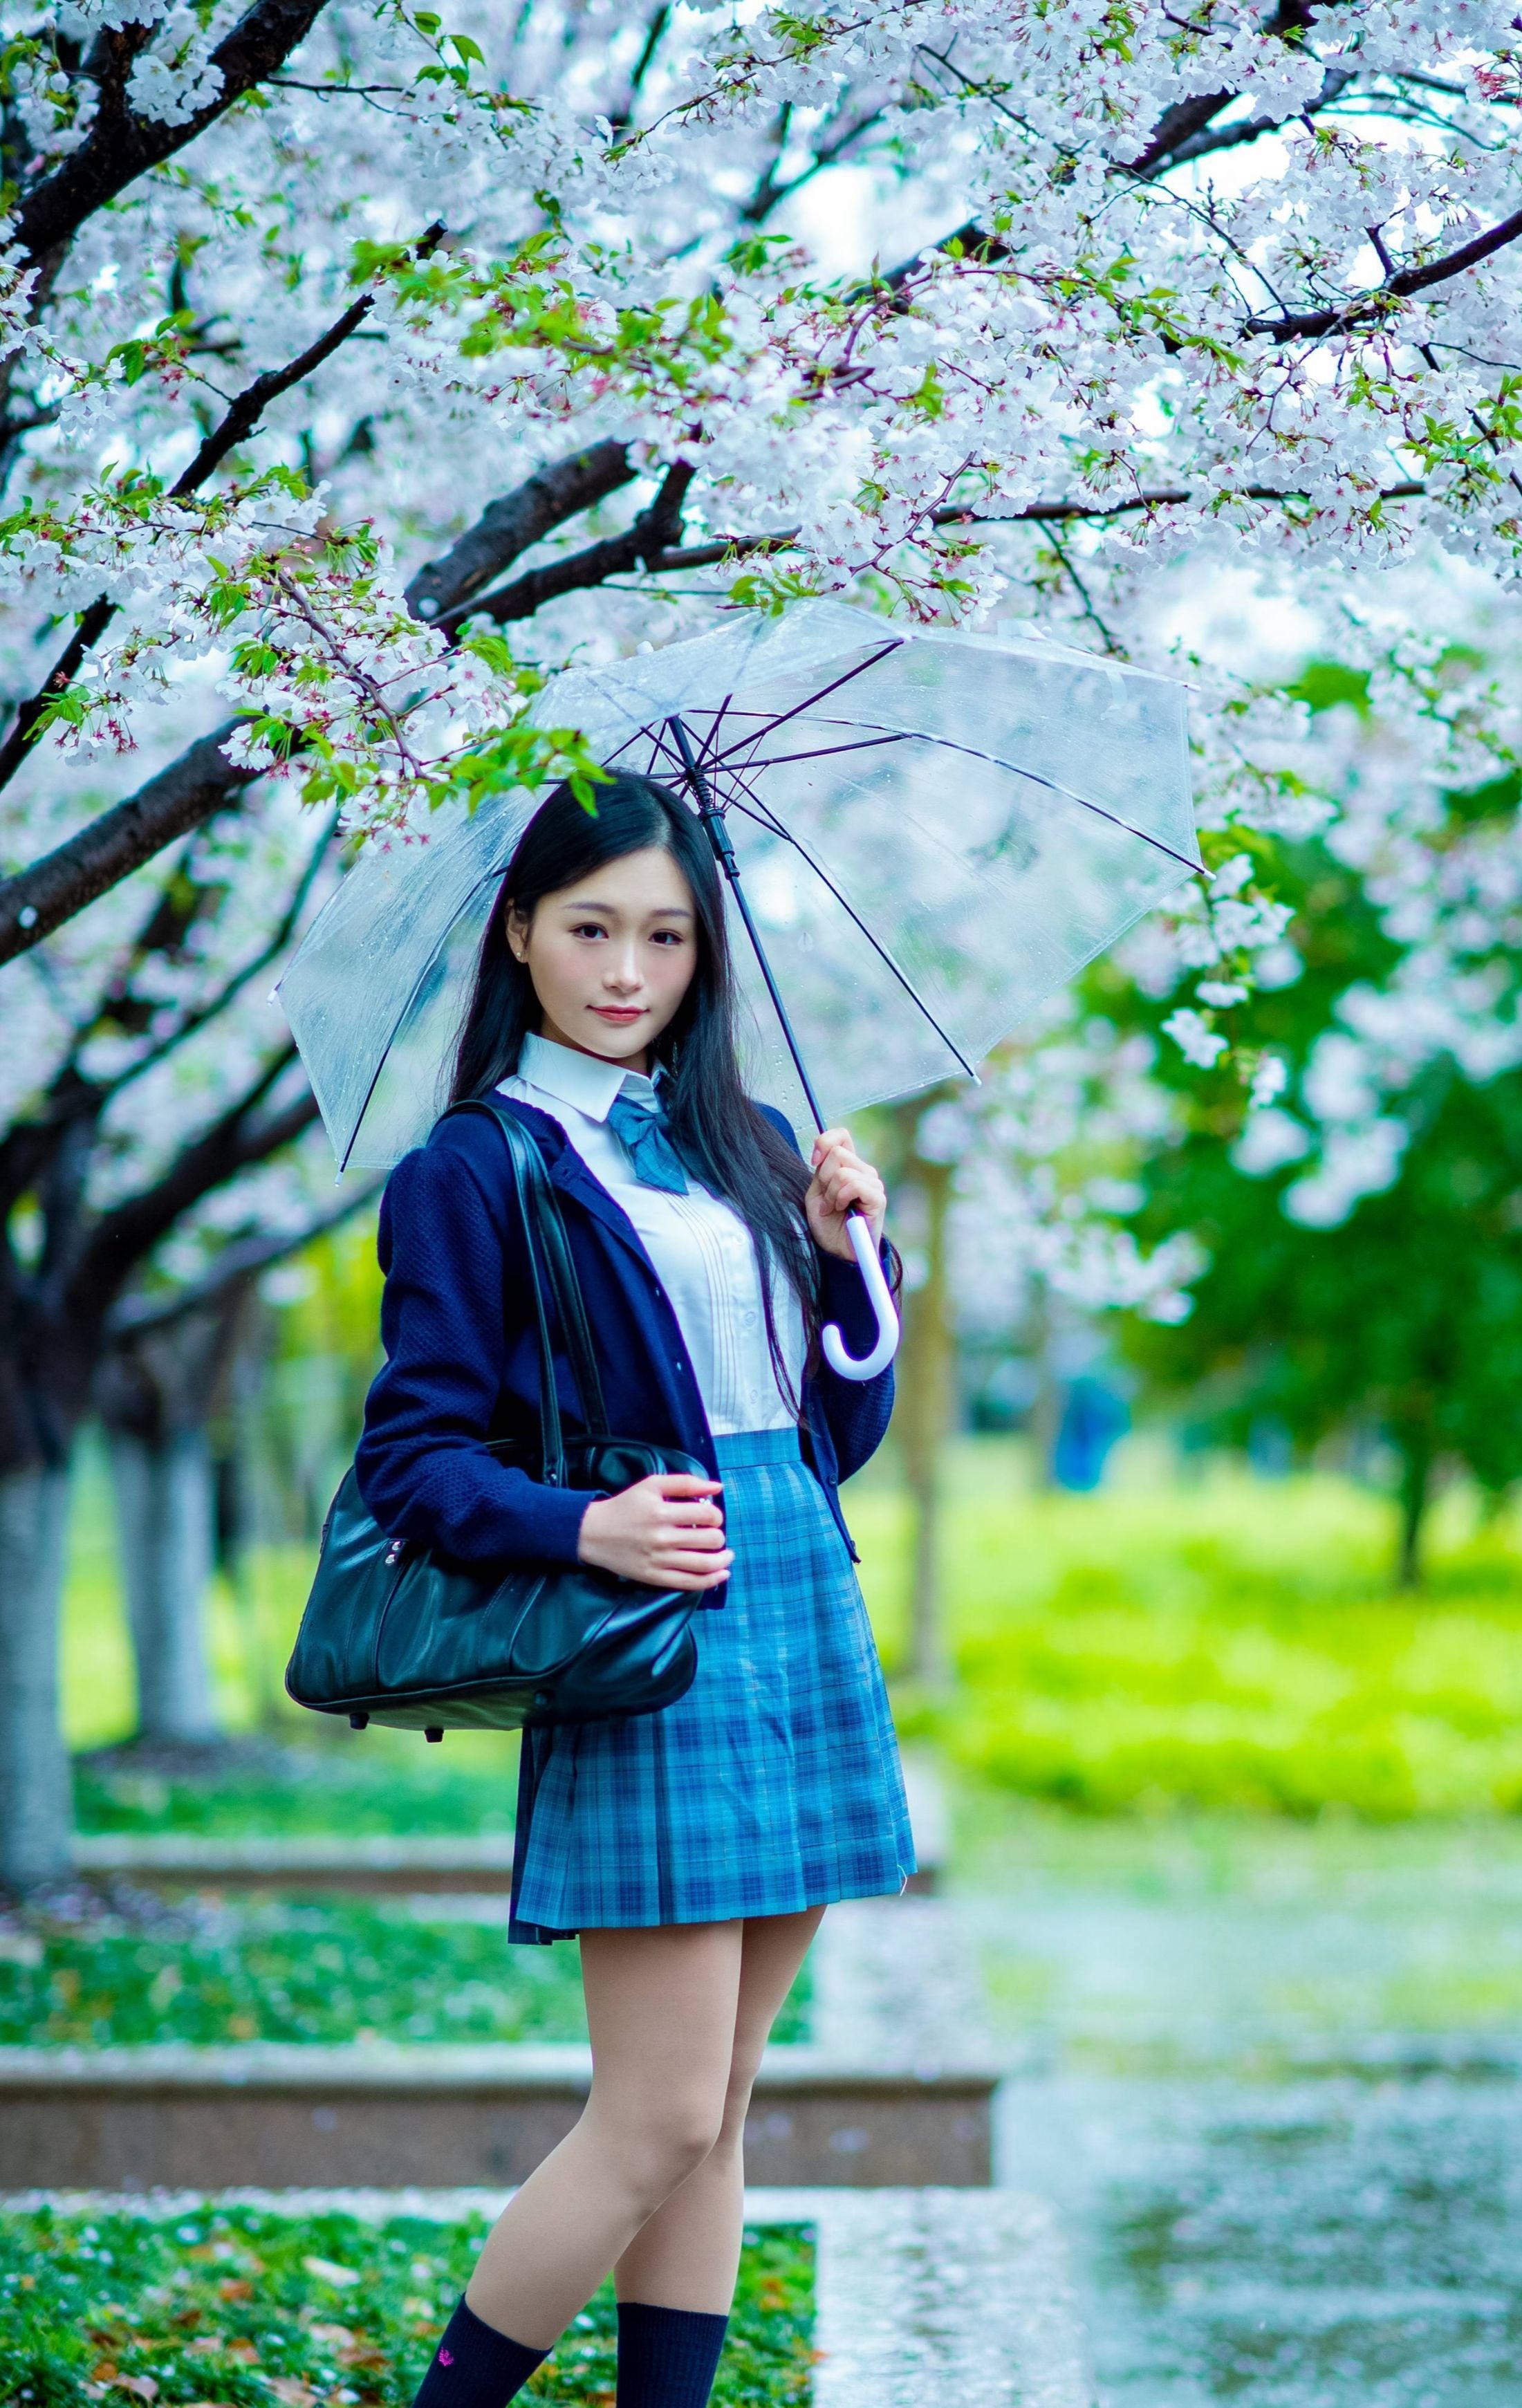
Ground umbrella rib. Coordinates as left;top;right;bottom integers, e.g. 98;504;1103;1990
709;639;905;769
740;731;911;772
640;723;692;780
698;691;738;771
720;768;981;1082
616;698;738;791
738;715;1204;878
605;716;700;777
957;752;1205;877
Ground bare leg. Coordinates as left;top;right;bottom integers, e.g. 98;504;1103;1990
613;1905;826;2312
465;1922;744;2347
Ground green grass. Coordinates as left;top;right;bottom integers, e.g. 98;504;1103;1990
850;1438;1522;1818
0;1899;586;2048
0;1894;812;2049
74;1752;523;1840
0;2205;814;2406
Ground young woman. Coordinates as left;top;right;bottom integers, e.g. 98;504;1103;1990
355;770;914;2408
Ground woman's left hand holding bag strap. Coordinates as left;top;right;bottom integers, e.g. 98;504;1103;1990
284;1100;714;1739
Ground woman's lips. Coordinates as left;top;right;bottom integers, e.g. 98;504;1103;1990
591;1006;644;1023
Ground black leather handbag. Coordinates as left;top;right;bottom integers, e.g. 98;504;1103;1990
284;1098;714;1739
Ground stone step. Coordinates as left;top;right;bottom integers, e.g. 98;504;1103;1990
0;2041;996;2192
72;1831;521;1893
0;2183;1095;2406
71;1757;948;1896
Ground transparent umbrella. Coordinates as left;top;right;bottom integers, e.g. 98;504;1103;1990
277;599;1199;1376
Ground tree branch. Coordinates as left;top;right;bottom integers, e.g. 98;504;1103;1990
436;459;694;636
886;181;1522;355
106;1174;381;1337
1132;67;1356;180
0;598;118;801
406;438;638;624
94;810;340;1102
0;722;254;965
461;474;1430;602
739;102;887;225
1122;89;1236;180
1247;204;1522;340
12;0;332;269
1123;0;1339;180
71;1046;318;1322
172;279;396;495
609;4;672;133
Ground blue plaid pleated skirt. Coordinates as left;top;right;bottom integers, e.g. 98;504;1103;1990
508;1426;915;1943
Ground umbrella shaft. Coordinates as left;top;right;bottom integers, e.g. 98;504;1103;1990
668;714;830;1136
723;851;829;1136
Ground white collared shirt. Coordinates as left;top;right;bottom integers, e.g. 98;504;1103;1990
497;1032;804;1436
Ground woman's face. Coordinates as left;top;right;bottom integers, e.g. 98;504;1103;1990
507;844;699;1071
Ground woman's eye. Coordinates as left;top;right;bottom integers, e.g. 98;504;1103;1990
571;922;608;939
650;929;685;947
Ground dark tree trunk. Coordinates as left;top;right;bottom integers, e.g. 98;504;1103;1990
1396;1434;1433;1589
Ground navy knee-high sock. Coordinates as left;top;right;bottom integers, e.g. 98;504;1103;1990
409;2297;548;2408
615;2301;730;2408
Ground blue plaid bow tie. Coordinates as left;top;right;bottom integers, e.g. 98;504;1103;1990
607;1089;689;1194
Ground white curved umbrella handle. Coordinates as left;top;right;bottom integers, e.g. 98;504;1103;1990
822;1212;902;1381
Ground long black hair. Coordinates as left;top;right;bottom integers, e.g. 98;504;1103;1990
452;771;820;1402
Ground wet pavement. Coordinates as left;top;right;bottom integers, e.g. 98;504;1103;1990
966;1815;1522;2406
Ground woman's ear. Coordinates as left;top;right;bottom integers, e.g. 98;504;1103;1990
505;903;530;964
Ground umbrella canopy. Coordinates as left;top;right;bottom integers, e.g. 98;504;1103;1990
277;599;1198;1173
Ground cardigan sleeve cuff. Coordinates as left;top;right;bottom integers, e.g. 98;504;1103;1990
520;1481;606;1566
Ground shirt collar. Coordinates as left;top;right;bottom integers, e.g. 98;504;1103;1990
512;1032;660;1124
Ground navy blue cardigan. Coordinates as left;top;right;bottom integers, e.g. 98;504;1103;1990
355;1098;894;1567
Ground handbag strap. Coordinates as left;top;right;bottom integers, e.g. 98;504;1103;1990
443;1098;612;1471
505;1113;611;1436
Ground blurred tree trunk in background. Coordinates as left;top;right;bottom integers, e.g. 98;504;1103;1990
216;1298;288;1731
1395;1423;1435;1591
107;1428;219;1745
1026;1280;1061;1492
97;1288;252;1748
0;1465;73;1887
884;1097;956;1689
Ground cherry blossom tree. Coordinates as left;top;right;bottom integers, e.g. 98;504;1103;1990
1112;609;1522;1582
6;0;1522;1879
